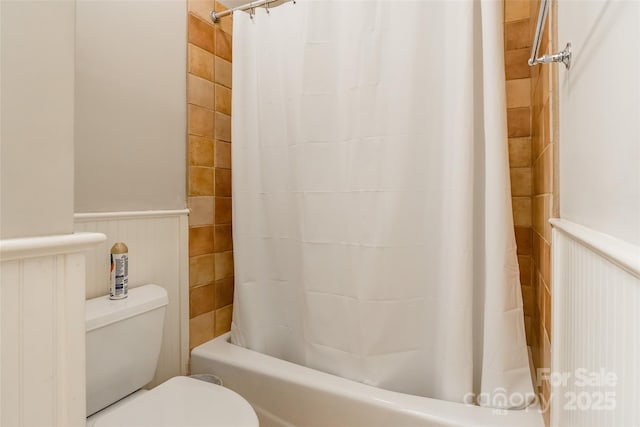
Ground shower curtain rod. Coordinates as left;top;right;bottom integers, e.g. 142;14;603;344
211;0;294;22
528;0;571;69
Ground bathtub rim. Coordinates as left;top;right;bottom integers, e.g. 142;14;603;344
191;333;543;427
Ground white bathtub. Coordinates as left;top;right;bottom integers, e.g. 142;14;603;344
191;333;543;427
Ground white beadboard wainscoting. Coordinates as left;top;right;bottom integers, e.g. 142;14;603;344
74;209;190;386
0;232;106;427
551;219;640;427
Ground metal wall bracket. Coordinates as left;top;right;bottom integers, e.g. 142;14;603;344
528;0;572;70
529;42;572;70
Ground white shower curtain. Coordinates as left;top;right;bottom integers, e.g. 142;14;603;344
231;0;534;407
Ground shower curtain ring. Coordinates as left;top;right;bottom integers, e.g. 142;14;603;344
265;1;270;14
249;3;255;20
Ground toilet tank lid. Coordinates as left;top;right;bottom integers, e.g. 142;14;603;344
86;284;169;332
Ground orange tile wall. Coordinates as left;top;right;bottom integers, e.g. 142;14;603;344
187;0;234;350
504;0;535;349
529;0;558;423
505;1;557;425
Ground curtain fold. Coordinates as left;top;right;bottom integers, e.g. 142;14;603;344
231;0;534;407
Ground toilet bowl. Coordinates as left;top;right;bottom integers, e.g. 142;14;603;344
87;376;257;427
86;284;257;427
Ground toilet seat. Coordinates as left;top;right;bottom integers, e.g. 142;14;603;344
92;376;258;427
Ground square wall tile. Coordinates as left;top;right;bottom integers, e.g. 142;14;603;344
214;224;233;252
542;101;551;150
189;254;215;287
505;48;531;80
529;1;539;36
215;140;231;169
215;168;231;197
215;112;231;142
215;277;234;308
512;197;532;226
215;84;232;115
188;14;214;53
532;196;544;237
505;0;530;22
214;304;233;336
532;194;552;242
188;74;215;110
508;137;531;168
188;0;216;23
188;104;214;138
515;226;533;255
189;226;215;256
189;135;214;166
505;19;531;50
188;196;215;226
189;166;214;196
190;283;216;318
214;57;232;88
532;124;543;162
510;167;532;196
541;239;551;287
524;315;533;345
541;65;551;108
190;311;215;349
518;255;533;286
531;343;540;375
506;78;531;108
544;285;551;339
522;284;535;318
214;251;234;280
534;144;553;194
214;1;233;35
214;27;232;62
188;43;214;81
215;197;232;224
552;139;559;217
507;107;531;137
535;267;545;316
532;76;543;119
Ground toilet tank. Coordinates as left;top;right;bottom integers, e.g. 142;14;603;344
86;284;168;416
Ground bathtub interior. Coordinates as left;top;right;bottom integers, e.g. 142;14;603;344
191;333;544;427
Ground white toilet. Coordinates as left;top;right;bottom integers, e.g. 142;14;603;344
85;284;258;427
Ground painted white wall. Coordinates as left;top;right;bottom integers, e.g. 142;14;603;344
75;210;190;386
74;0;189;395
551;220;640;427
558;0;640;245
1;233;106;427
0;0;75;239
74;0;187;213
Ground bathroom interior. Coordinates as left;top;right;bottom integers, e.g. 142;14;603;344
0;0;638;426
